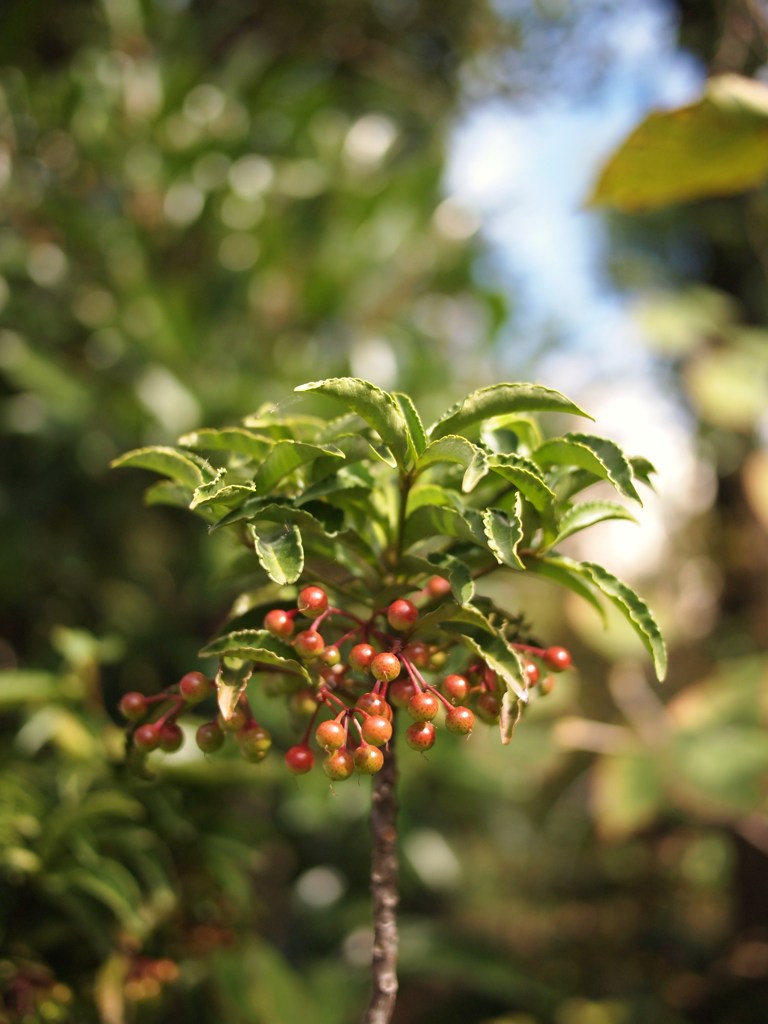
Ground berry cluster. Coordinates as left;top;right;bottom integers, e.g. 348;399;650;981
120;579;573;781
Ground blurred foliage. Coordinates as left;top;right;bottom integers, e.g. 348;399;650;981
3;0;768;1023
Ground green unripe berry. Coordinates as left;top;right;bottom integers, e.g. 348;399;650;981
238;722;272;757
196;720;225;753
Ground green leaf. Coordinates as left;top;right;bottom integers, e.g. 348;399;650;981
482;503;524;569
523;554;607;624
416;434;481;469
486;453;557;514
226;584;297;622
589;74;768;212
0;670;63;705
481;414;543;453
548;501;638;548
296;377;410;468
255;440;345;492
248;522;304;584
533;433;642;504
178;427;273;460
463;447;491;492
393;391;428;458
110;446;214;489
403;505;485;550
427;552;475;605
200;630;311;683
143;480;194;511
406;484;463;515
191;479;257;512
629;456;658;488
448;629;528;702
429;383;592;440
579;562;667;680
59;862;147;933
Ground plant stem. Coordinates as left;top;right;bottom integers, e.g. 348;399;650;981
363;732;399;1024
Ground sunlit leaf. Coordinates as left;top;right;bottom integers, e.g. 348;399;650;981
248;522;304;584
393;391;428;459
110;446;214;489
429;383;592;440
482;503;524;569
178;427;273;460
296;377;410;468
580;561;667;680
590;74;768;211
255;440;345;492
548;500;637;548
200;630;311;683
533;433;642;504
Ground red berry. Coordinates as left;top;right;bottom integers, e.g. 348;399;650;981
405;721;436;752
264;608;294;639
354;744;384;775
356;692;393;720
544;646;572;672
386;598;418;632
293;629;325;661
238;722;272;758
349;643;376;671
323;748;354;781
403;642;430;668
426;575;451;598
315;719;346;751
158;723;184;752
540;676;556;695
119;691;147;721
285;745;315;775
134;723;161;752
297;586;328;616
179;671;213;703
388;679;416;708
407;691;439;722
370;652;400;682
523;661;540;686
442;674;469;702
445;706;474;736
196;720;225;753
361;715;392;746
475;692;501;723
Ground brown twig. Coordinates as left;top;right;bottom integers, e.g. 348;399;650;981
363;731;399;1024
